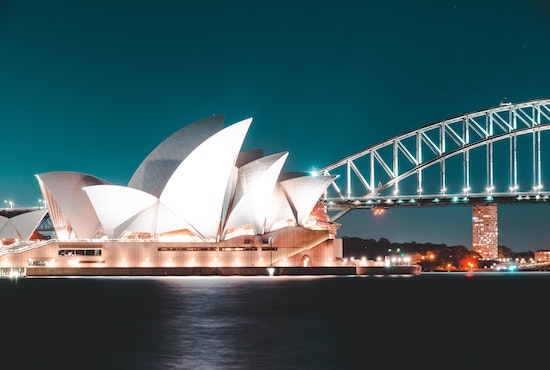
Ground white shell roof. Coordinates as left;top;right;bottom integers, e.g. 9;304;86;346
83;184;191;238
264;183;296;232
159;117;252;240
32;116;336;242
83;185;159;239
223;152;288;235
279;174;336;226
0;209;48;241
36;171;111;239
128;114;225;197
10;209;49;241
119;200;187;236
235;149;264;168
0;216;21;239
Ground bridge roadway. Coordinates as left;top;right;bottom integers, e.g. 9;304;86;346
323;191;550;213
0;207;42;218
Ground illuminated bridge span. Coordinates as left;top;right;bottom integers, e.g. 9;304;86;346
318;98;550;221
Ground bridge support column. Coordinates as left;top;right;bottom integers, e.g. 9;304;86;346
472;203;499;260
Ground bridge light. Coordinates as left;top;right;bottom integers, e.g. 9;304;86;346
500;99;512;107
462;187;471;194
417;187;423;194
509;184;519;192
440;187;447;193
485;186;494;193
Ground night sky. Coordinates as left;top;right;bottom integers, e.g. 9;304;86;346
2;1;550;252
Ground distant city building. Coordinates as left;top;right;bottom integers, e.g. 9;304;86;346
472;203;498;260
534;250;550;262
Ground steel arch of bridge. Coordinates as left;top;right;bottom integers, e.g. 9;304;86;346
318;98;550;220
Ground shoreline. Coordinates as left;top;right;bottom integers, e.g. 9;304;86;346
2;265;422;277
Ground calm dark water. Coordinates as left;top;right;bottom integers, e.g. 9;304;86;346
1;272;548;370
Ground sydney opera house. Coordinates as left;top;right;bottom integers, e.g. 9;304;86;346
0;115;343;275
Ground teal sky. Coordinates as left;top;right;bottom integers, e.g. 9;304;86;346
1;1;550;251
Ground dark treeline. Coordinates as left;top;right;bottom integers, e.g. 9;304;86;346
342;237;535;270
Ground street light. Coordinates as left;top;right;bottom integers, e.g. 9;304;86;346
267;234;275;276
268;235;274;266
38;198;47;209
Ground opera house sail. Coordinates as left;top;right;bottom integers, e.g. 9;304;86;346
0;115;342;275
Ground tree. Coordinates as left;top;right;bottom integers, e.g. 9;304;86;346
498;245;514;259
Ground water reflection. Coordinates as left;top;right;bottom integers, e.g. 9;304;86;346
2;274;550;369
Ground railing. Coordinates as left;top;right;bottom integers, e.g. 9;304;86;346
0;239;57;256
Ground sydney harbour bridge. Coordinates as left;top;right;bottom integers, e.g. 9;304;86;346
317;98;550;258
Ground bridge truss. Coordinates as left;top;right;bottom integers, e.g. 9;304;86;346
318;98;550;220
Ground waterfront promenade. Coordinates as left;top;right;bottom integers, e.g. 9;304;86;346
2;265;421;277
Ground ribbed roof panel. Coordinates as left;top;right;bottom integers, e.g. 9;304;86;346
128;114;225;197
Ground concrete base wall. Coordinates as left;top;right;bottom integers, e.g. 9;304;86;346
25;266;358;276
21;265;421;277
356;265;422;275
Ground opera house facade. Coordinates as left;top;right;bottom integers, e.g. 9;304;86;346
0;115;342;275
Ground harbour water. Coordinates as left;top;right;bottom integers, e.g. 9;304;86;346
1;272;548;369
